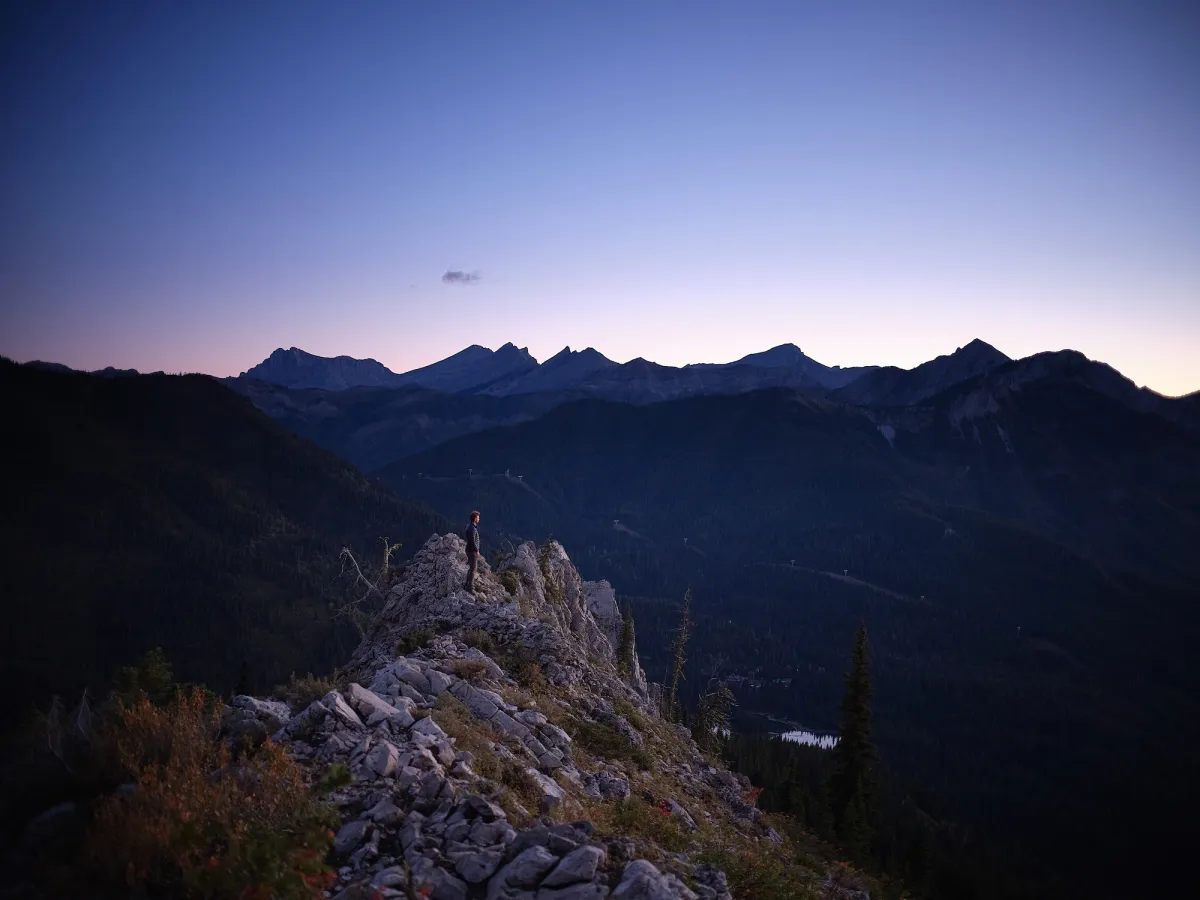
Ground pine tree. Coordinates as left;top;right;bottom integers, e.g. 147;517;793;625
665;588;693;721
617;603;636;678
829;619;877;860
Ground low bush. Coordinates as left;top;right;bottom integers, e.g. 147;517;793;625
501;644;545;690
571;720;654;771
593;796;690;854
398;628;434;655
498;568;522;595
697;846;815;900
613;698;651;733
448;659;490;684
273;672;335;709
84;687;336;899
499;759;542;812
462;629;495;654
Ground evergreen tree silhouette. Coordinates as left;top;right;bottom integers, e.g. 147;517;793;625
830;619;877;860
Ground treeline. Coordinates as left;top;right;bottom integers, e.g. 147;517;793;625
723;734;1072;900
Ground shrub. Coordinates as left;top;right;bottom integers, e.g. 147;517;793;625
431;694;499;781
499;759;542;812
501;645;545;690
111;647;175;706
84;687;336;899
498;568;522;595
462;629;495;654
449;659;490;684
398;628;434;655
697;846;812;900
571;719;653;771
604;796;689;852
273;672;336;709
613;698;650;733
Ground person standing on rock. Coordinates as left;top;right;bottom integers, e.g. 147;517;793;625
463;510;482;592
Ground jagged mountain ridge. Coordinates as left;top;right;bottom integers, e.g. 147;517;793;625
480;347;618;396
396;343;540;394
235;338;1017;406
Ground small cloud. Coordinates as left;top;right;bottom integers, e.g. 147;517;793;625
442;270;481;285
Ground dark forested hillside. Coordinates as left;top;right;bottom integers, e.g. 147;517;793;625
379;385;1200;899
227;376;575;471
0;360;451;714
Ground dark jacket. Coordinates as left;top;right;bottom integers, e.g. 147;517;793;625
465;522;480;554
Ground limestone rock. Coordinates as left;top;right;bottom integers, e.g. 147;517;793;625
332;819;370;858
526;768;565;812
612;860;698;900
364;740;400;777
322;690;365;729
665;800;697;832
454;848;504;883
542;844;605;887
230;695;292;731
488;845;560;899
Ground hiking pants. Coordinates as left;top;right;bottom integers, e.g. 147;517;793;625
464;551;478;590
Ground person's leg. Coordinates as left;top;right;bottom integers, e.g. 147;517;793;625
464;552;478;590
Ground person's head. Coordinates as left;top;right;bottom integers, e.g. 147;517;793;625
470;510;480;523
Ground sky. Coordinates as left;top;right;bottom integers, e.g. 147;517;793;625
2;1;1198;395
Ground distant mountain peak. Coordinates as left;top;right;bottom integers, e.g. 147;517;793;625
241;348;402;391
955;338;1006;360
830;339;1010;408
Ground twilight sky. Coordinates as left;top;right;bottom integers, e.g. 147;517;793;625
2;1;1198;395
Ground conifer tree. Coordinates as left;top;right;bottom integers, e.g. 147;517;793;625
666;588;693;721
830;619;877;860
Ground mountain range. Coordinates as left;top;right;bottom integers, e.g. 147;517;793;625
235;340;998;402
222;339;1021;470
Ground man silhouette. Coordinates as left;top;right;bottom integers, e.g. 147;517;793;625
463;510;481;592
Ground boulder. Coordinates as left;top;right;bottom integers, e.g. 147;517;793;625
612;860;698;900
332;819;370;859
321;690;365;729
231;695;292;730
454;848;504;883
542;845;605;887
488;846;560;900
363;740;400;777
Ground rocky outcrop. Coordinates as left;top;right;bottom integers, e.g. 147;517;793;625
225;534;788;899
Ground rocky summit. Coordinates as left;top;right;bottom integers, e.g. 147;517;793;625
220;534;837;900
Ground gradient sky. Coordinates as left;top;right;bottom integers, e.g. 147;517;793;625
2;1;1198;395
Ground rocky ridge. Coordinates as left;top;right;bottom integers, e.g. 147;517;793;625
223;534;815;900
